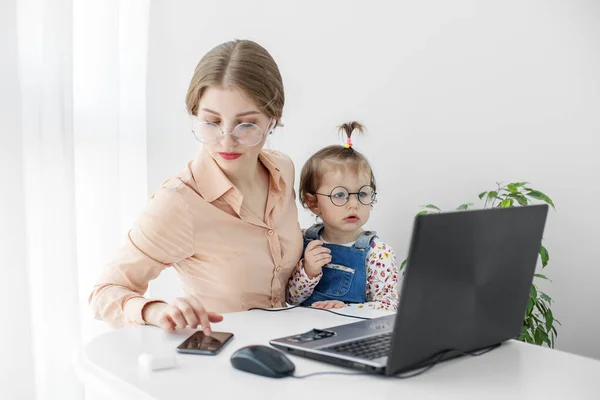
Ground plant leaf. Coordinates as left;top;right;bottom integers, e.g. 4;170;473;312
534;301;548;316
485;190;499;209
519;329;534;343
525;190;556;209
508;193;529;206
545;309;554;332
534;327;547;345
539;245;549;268
399;259;407;271
530;285;538;300
478;191;487;200
528;313;543;325
507;184;518;194
416;210;429;216
540;292;552;303
456;203;473;211
526;298;534;315
499;199;514;208
534;273;552;282
512;182;529;187
516;196;528;206
422;204;441;211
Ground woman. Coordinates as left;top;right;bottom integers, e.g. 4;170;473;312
89;40;303;333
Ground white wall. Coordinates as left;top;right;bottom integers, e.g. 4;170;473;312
146;0;600;359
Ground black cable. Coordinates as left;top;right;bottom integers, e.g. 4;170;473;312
248;305;372;320
391;343;502;379
316;307;371;320
248;305;302;312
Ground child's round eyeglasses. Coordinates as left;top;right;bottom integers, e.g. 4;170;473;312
315;185;377;207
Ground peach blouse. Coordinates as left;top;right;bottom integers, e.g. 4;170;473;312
89;150;303;326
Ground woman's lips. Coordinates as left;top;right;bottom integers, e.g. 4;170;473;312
218;152;242;160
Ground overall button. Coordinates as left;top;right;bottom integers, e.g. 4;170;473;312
276;266;282;272
267;230;274;236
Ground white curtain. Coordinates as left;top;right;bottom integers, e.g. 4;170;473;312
0;0;150;398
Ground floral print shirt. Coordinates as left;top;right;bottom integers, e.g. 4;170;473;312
287;238;400;311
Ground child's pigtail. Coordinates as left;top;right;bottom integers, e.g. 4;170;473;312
337;121;365;149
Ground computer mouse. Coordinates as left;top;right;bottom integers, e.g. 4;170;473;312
230;345;295;378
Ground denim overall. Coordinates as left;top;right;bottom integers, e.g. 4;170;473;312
301;223;377;306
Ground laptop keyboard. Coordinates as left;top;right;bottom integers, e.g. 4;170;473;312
325;332;393;360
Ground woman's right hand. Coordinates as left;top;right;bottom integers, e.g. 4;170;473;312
303;240;332;278
142;295;223;333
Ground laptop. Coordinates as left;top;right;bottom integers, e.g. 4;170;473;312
270;205;549;375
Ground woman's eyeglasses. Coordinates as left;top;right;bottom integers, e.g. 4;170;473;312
191;119;271;147
315;185;377;207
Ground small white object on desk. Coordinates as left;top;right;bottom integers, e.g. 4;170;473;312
137;353;178;372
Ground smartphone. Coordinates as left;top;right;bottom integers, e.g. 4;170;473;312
176;331;234;355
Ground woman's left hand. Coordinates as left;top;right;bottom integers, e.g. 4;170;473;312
311;300;345;309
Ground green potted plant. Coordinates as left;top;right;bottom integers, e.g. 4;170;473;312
400;182;560;347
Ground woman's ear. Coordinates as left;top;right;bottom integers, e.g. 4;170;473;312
304;193;320;215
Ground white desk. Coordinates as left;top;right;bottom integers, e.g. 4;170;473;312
77;307;600;400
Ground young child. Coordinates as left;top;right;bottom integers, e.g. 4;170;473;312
287;122;400;311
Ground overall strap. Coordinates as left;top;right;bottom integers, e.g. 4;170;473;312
354;230;377;250
304;223;324;240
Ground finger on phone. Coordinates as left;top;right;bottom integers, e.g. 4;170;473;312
196;306;211;335
187;296;212;334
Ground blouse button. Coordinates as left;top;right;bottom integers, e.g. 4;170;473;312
276;266;282;272
267;230;274;236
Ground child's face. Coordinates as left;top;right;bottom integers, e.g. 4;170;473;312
311;169;373;238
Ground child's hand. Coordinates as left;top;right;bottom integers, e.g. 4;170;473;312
312;300;345;309
303;240;332;277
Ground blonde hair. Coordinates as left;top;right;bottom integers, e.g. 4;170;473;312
299;121;376;208
185;40;284;126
